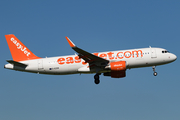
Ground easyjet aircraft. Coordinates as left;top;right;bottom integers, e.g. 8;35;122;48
4;34;177;84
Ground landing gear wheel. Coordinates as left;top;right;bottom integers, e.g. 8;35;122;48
152;66;158;76
94;74;99;79
94;79;100;84
153;72;157;76
94;74;100;84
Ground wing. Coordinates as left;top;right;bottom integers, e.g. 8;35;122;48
65;37;109;67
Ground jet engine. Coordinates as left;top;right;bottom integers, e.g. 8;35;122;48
104;61;126;78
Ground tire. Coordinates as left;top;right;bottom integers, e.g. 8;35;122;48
153;72;157;76
94;79;100;84
94;74;99;79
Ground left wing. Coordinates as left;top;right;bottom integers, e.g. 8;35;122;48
65;37;109;67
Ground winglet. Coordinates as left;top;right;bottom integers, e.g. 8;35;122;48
65;36;76;47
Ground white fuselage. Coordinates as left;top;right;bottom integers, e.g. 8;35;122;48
5;47;177;75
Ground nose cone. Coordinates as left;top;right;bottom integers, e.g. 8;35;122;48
171;54;177;62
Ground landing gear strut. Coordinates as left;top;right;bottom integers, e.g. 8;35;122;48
152;66;157;76
94;74;100;84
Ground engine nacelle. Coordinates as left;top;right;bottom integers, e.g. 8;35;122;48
104;61;126;78
110;61;126;71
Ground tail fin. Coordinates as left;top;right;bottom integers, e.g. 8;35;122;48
5;34;41;61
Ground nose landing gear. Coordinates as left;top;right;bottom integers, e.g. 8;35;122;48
152;66;158;76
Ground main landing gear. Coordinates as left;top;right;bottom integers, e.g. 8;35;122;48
94;73;100;84
152;66;158;76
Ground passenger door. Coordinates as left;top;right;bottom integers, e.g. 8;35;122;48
38;59;44;70
151;49;157;58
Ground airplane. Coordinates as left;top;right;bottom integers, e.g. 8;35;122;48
4;34;177;84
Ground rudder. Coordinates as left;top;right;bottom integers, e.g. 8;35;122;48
5;34;41;61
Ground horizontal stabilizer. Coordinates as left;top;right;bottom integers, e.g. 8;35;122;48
6;60;28;67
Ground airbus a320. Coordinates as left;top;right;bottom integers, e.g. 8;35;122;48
4;34;177;84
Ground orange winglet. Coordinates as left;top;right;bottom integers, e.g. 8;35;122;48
65;36;75;47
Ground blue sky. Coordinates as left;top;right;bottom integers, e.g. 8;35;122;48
0;0;180;120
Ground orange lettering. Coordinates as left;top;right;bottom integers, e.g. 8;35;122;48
124;51;131;58
57;50;143;65
82;61;87;65
57;58;65;65
117;52;124;59
132;50;143;57
75;56;81;63
66;57;74;64
99;53;107;59
93;53;99;56
107;52;114;60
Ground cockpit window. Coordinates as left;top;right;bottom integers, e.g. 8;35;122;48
162;50;169;53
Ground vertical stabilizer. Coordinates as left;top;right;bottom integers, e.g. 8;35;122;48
5;34;41;61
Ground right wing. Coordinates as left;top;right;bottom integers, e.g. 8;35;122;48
65;37;109;67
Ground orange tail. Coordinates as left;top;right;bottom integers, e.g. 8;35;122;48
5;34;41;61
